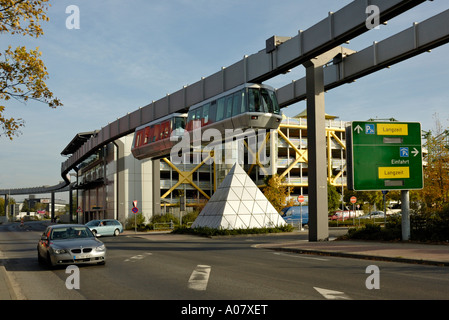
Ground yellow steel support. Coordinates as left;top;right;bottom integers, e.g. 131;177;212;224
161;153;212;200
276;129;308;180
245;131;270;176
277;123;346;188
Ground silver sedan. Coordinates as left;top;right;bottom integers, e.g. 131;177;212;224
37;224;106;267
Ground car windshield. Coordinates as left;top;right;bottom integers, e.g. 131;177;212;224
50;226;93;240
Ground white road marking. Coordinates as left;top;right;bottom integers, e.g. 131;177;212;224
124;253;152;262
188;265;211;291
314;287;351;300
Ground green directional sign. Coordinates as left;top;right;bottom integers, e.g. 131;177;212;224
346;121;423;191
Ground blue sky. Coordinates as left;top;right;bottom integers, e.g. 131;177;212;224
1;0;449;197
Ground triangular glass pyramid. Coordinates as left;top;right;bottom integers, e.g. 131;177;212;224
191;162;286;229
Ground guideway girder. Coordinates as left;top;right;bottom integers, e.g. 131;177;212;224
59;0;427;185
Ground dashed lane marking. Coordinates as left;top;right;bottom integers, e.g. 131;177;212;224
188;265;211;291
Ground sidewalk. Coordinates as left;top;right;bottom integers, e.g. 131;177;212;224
258;239;449;266
0;252;17;300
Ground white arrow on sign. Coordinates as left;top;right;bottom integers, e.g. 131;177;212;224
354;125;363;134
412;148;419;157
314;287;351;300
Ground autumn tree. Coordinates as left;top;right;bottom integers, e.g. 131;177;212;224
0;0;62;139
420;115;449;211
263;174;294;212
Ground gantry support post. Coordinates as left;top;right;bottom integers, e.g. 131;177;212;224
304;60;329;242
303;48;346;241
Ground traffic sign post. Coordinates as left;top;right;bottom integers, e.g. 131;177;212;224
132;201;139;234
350;196;357;224
347;121;423;191
297;195;305;230
346;121;423;241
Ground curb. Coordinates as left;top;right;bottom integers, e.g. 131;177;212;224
269;247;449;267
0;265;18;300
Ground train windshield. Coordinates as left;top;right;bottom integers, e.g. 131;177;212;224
173;116;185;130
248;88;280;114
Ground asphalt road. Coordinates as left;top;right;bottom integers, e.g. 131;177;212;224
1;221;448;305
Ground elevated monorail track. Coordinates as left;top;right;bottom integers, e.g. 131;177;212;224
3;1;449;201
58;0;428;185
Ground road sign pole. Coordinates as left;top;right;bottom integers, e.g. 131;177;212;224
401;190;411;241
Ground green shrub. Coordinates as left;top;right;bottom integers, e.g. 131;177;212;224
173;224;294;237
125;213;146;230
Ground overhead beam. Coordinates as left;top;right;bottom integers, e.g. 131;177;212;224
276;8;449;107
60;0;426;182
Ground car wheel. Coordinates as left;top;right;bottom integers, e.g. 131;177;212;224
38;251;45;265
92;230;97;236
46;253;54;268
113;229;120;236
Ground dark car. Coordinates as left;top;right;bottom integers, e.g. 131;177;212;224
37;224;106;267
281;206;309;225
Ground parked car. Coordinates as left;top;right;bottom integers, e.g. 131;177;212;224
37;224;106;267
281;206;309;225
330;210;357;221
85;219;123;236
359;211;385;219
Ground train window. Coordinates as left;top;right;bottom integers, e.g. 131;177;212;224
144;127;150;144
209;101;217;123
186;109;194;131
135;130;143;147
173;117;185;130
216;98;225;121
195;108;202;126
232;92;241;117
202;103;210;125
162;121;170;138
248;88;262;112
225;95;233;119
149;125;155;143
154;124;160;141
260;88;280;114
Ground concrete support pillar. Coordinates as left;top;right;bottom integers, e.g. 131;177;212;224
304;59;329;242
152;159;161;216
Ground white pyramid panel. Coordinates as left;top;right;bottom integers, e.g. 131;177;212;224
255;190;267;201
241;188;253;200
237;214;251;229
245;186;258;199
219;173;233;188
192;163;286;229
241;200;254;213
227;200;240;214
222;214;237;229
235;173;247;186
230;177;244;187
238;201;251;214
252;201;264;214
252;214;265;228
223;202;237;215
227;189;241;201
258;199;268;212
232;186;244;199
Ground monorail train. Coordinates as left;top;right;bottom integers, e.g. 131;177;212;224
131;83;282;160
131;113;187;160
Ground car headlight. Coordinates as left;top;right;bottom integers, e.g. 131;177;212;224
53;248;68;254
96;244;106;252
